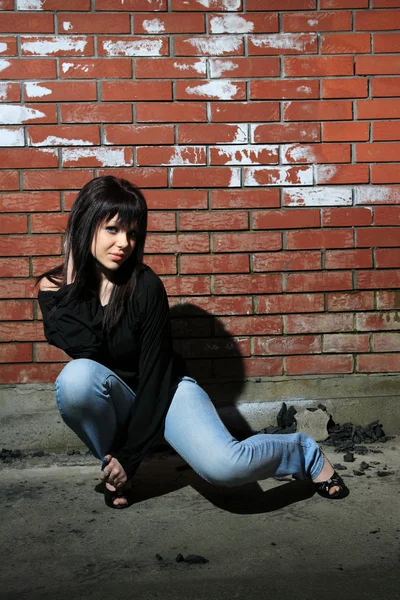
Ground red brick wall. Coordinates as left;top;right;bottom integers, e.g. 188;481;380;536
1;1;400;384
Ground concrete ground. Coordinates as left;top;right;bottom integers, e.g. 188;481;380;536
1;441;399;600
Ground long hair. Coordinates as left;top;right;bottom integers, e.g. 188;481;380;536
37;175;148;332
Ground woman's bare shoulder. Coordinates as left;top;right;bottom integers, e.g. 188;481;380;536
39;277;62;292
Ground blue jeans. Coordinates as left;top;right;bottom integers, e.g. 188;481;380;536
55;359;324;486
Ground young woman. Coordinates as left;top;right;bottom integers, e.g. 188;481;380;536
38;175;348;509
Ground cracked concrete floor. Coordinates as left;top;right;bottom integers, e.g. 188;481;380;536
0;441;399;600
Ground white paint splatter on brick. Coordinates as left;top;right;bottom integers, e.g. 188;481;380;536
16;0;44;9
142;18;165;33
21;37;88;56
197;0;241;8
0;82;9;100
284;186;352;206
173;60;206;74
233;124;248;143
210;59;238;78
297;85;312;94
25;82;52;98
0;127;24;147
185;80;239;100
0;43;7;54
210;15;254;34
355;186;400;204
165;146;205;166
61;62;74;73
215;145;278;165
62;22;73;31
61;62;90;73
187;36;242;55
250;34;314;51
0;105;46;124
63;147;131;167
0;60;11;73
30;135;93;147
315;165;338;184
103;39;164;56
282;144;316;164
307;19;318;26
228;167;241;187
244;166;313;187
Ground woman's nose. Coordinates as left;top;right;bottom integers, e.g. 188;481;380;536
116;233;129;248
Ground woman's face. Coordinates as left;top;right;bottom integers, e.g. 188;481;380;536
91;215;137;273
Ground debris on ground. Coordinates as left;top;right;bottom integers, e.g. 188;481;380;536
344;452;355;463
257;402;297;434
175;553;209;564
333;463;347;470
0;448;23;462
325;419;390;451
377;471;395;477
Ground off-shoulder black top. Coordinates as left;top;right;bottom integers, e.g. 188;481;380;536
38;266;184;479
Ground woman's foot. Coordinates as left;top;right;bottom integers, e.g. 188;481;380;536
312;456;349;499
105;481;130;508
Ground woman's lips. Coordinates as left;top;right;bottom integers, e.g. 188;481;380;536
109;254;124;261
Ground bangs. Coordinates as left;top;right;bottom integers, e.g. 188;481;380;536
96;188;147;237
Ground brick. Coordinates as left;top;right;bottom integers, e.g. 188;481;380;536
372;78;400;98
162;276;210;296
97;0;167;8
176;296;253;316
24;170;93;190
0;103;57;125
62;147;133;168
253;251;321;272
216;316;282;336
0;343;32;363
0;363;64;384
373;0;400;5
176;80;246;101
28;125;100;147
144;189;207;210
316;164;369;184
60;59;132;80
375;248;400;269
374;33;400;53
357;311;400;331
0;258;29;278
257;293;324;314
136;58;206;79
103;80;172;101
98;36;169;57
0;126;24;147
32;257;62;277
135;13;205;34
209;57;280;78
175;35;244;56
137;102;206;123
180;254;249;274
18;0;91;7
0;279;36;299
357;227;400;247
142;255;176;275
283;143;350;164
250;79;319;100
105;125;174;146
377;290;400;310
354;185;400;205
253;208;320;229
357;142;400;163
211;189;280;209
24;81;97;102
283;11;352;32
359;100;400;121
286;271;352;292
372;165;400;184
180;337;251;359
211;102;279;122
286;355;353;375
327;291;374;312
208;12;278;34
245;166;313;187
357;270;400;289
180;211;248;231
322;79;368;100
1;215;27;234
0;300;33;321
31;213;68;234
214;274;282;295
252;123;320;143
248;33;317;55
357;354;400;373
0;191;60;213
210;145;278;166
321;33;370;54
0;59;56;80
35;343;69;363
171;167;240;188
148;212;176;232
326;249;372;269
372;332;400;352
215;357;283;378
178;124;248;144
247;0;316;8
214;232;281;252
0;321;44;341
171;0;239;10
285;56;354;77
323;333;369;353
0;148;57;169
145;234;209;254
58;14;130;34
0;14;54;33
0;82;20;102
357;56;400;75
356;10;400;30
285;313;353;334
0;236;61;257
287;229;354;250
321;0;368;6
283;186;352;206
137;146;206;167
61;103;132;124
322;207;372;227
0;171;18;191
21;35;94;57
254;335;321;356
284;100;352;121
0;36;17;56
374;207;400;225
171;317;213;339
322;122;369;142
98;168;167;188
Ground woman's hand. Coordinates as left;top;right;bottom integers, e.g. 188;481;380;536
100;455;128;489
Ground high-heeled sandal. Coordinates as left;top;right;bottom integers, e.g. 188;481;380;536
314;470;349;499
104;482;132;509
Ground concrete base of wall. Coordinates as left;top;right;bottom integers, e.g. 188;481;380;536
1;373;399;451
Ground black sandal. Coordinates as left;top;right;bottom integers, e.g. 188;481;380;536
104;483;132;509
314;470;349;499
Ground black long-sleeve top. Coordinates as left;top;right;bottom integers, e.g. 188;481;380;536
38;266;183;479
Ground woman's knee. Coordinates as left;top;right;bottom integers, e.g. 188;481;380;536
55;359;100;416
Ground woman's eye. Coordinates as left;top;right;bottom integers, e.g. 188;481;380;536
129;231;137;240
106;226;118;233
